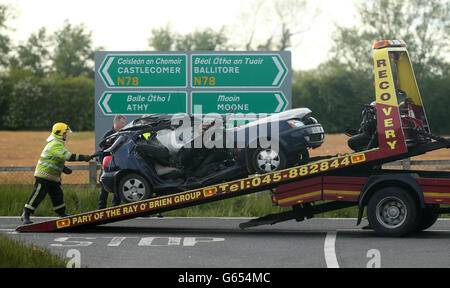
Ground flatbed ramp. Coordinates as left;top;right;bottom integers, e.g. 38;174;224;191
15;176;262;232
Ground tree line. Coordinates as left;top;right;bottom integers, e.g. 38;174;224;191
0;0;449;134
0;12;96;130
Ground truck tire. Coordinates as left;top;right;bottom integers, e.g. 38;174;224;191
118;173;152;203
416;206;439;232
367;187;421;237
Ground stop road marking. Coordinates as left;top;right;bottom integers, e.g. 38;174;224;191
51;236;225;247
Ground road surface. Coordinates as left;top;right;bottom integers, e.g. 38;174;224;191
1;217;449;268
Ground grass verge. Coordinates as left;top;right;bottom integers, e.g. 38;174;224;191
0;184;99;216
0;235;67;268
1;184;447;218
1;184;357;217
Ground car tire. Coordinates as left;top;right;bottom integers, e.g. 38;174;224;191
117;173;152;203
367;187;421;237
250;147;287;174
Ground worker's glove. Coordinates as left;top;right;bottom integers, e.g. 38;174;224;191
90;151;101;161
78;154;92;162
62;166;72;174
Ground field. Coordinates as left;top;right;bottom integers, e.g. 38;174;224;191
0;131;94;166
0;131;95;184
1;131;448;165
310;133;450;161
0;131;449;185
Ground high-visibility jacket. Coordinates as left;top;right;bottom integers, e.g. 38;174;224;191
34;139;73;182
142;132;151;140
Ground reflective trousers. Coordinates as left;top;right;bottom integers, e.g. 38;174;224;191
24;177;66;216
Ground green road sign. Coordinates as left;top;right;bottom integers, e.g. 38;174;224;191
99;54;187;88
191;54;287;88
191;92;287;114
98;92;187;115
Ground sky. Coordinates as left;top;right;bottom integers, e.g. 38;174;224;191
4;0;358;70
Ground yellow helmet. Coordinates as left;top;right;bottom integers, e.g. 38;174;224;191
51;122;72;139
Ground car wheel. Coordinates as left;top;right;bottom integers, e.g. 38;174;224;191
367;187;421;237
118;173;152;203
251;147;287;174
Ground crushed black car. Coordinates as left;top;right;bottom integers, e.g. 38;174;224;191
98;109;325;203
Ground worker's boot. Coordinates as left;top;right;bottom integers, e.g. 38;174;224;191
55;207;70;218
20;208;33;224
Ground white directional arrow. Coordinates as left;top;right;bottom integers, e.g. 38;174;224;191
272;56;286;86
102;57;115;86
102;93;112;113
274;93;286;112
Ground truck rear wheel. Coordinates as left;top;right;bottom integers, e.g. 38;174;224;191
416;206;439;232
367;187;421;237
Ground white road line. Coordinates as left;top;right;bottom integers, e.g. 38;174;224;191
324;231;339;268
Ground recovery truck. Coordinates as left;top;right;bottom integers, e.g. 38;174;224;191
16;40;450;237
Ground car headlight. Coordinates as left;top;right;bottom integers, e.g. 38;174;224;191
287;119;305;128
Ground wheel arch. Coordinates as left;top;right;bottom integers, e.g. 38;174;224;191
357;174;425;225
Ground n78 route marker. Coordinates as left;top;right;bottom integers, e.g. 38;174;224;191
191;54;288;88
99;54;187;88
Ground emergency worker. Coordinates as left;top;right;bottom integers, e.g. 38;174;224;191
21;123;92;224
98;115;126;209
